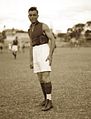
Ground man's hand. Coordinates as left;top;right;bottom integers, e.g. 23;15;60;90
30;62;33;69
46;55;52;66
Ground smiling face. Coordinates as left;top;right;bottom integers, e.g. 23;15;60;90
28;10;39;24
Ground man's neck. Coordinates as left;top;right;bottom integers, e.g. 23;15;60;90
32;20;39;25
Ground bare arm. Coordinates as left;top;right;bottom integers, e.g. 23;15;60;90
42;23;56;65
28;31;33;69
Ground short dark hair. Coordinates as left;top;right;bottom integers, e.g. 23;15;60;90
28;7;38;14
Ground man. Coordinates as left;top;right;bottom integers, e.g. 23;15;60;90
12;36;18;59
28;7;56;111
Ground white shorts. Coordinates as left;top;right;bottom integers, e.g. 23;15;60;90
33;44;51;73
12;45;18;52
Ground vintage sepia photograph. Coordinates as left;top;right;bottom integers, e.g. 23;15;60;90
0;0;91;119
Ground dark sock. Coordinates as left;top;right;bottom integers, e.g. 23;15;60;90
44;82;52;95
40;83;46;100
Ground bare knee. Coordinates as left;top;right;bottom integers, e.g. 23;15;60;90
37;73;43;83
42;71;51;83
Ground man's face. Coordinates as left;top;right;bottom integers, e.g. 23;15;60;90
28;10;38;24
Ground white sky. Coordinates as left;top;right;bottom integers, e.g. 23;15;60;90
0;0;91;32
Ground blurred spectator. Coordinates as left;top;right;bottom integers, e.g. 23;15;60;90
11;36;18;59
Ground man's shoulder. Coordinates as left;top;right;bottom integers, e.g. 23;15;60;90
42;23;49;31
39;22;47;26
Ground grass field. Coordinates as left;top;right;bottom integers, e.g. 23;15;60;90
0;47;91;119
